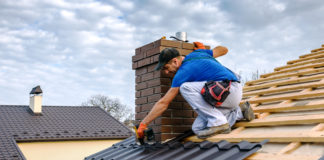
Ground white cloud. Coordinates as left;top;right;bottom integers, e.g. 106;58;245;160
0;0;137;107
45;0;71;8
269;0;286;12
60;10;75;20
1;0;324;111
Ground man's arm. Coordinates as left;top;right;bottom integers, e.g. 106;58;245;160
141;87;179;125
212;46;228;58
193;42;228;58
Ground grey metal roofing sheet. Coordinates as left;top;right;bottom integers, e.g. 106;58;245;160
0;105;132;160
85;131;267;160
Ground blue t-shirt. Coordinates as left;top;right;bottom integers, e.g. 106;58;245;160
171;49;238;87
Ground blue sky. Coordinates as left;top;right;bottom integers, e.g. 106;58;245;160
1;0;324;111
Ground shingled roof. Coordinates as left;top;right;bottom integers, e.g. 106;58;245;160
0;105;133;160
85;131;267;160
186;45;324;159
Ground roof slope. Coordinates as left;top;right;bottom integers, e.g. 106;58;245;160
187;45;324;159
85;131;267;160
0;105;132;160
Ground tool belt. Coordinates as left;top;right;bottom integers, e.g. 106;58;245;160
201;80;232;107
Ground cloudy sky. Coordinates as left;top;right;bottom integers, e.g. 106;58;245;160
1;0;324;110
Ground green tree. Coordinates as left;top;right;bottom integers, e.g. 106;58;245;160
81;94;134;127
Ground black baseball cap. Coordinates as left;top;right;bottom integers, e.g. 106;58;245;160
155;48;180;70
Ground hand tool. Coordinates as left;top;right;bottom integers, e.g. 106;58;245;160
134;124;155;145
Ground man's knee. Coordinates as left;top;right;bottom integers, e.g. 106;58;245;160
192;126;200;134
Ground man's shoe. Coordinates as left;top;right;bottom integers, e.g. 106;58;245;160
197;123;231;139
240;101;255;121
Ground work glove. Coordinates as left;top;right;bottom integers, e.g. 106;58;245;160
137;122;148;138
193;41;206;50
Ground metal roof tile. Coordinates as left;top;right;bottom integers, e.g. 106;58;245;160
0;105;132;160
235;141;257;150
215;140;231;149
85;133;267;160
199;140;214;149
183;141;196;149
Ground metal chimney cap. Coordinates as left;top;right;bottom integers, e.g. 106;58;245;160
30;85;42;94
176;32;187;41
170;32;188;42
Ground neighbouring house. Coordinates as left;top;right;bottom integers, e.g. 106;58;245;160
86;39;324;160
0;86;133;160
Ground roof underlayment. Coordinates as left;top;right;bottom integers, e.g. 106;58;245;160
186;44;324;159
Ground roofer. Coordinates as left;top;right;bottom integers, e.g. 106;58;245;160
137;42;254;139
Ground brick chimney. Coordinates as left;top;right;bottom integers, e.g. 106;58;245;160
29;85;43;115
132;38;209;141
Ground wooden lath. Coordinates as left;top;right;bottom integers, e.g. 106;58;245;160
299;50;324;58
245;60;324;157
247;153;321;160
185;88;324;143
312;123;324;131
260;61;324;78
242;45;324;159
234;113;324;127
186;131;324;143
188;44;324;160
247;89;324;104
252;99;324;113
274;57;324;71
244;73;324;91
245;67;324;86
286;52;324;65
244;80;324;97
276;122;324;157
278;142;301;154
311;47;324;53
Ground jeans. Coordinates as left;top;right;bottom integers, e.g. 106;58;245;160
179;81;243;134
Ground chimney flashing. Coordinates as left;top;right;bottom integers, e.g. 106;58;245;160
27;107;43;116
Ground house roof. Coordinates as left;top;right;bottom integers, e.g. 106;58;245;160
85;131;267;160
0;105;133;160
186;45;324;159
87;44;324;160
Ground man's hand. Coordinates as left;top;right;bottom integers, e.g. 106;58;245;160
193;42;205;50
137;122;147;138
212;46;228;58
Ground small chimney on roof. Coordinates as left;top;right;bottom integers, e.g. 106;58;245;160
29;85;43;115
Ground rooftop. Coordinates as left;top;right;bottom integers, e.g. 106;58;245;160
0;105;132;160
85;131;267;160
185;45;324;159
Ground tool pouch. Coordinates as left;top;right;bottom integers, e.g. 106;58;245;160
201;80;231;107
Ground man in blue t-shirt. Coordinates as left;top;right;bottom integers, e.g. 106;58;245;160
137;42;254;139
